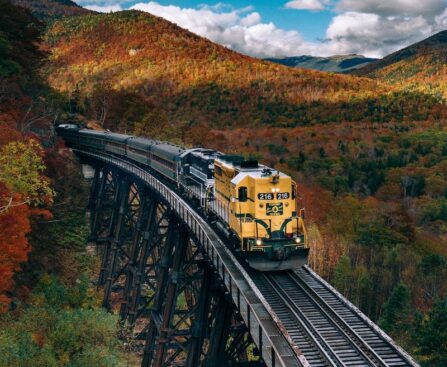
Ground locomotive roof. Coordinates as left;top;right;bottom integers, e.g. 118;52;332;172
56;124;80;130
231;169;289;185
151;141;185;157
127;136;157;149
103;131;132;142
217;155;259;169
190;149;221;160
78;129;106;137
216;157;261;171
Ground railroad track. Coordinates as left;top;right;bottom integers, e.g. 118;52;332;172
253;267;417;367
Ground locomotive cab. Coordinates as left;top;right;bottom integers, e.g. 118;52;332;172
213;157;308;271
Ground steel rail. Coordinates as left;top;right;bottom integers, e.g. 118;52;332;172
282;270;387;366
299;267;419;367
255;273;340;367
265;272;378;366
72;148;420;367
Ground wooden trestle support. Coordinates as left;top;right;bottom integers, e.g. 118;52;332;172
87;163;266;367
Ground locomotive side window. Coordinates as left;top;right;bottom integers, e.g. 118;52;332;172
258;193;273;200
238;187;248;202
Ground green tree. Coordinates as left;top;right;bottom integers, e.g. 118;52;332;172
415;297;447;367
0;0;44;82
0;275;127;367
0;139;54;208
333;255;352;296
0;34;20;76
379;283;411;333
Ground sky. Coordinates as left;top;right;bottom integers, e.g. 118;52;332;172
75;0;447;59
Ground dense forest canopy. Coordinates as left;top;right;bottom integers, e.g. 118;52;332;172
1;1;447;365
0;2;131;365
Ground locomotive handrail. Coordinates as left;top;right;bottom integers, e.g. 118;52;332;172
75;149;309;367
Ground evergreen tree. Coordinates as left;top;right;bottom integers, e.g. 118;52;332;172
379;283;411;333
333;255;352;296
416;297;447;367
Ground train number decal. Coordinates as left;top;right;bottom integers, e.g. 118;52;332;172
277;192;290;200
258;193;274;200
266;203;283;216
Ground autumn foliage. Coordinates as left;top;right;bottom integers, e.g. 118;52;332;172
44;11;447;136
0;183;31;312
0;1;54;312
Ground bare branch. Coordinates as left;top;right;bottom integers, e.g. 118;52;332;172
0;196;28;214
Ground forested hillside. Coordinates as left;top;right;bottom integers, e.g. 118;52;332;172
353;31;447;99
0;2;132;365
1;1;447;365
44;11;447;137
11;0;90;20
266;54;377;73
41;10;447;365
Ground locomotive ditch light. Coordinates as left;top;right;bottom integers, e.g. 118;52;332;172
256;239;262;246
295;237;301;244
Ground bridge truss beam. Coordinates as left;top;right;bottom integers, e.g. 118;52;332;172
86;162;266;367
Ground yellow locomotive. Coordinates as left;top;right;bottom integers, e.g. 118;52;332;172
56;124;308;271
210;156;308;271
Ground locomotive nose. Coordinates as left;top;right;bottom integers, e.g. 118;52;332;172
274;248;285;260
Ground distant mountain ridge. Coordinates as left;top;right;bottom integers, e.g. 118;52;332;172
351;30;447;99
353;31;447;77
11;0;90;20
266;55;378;73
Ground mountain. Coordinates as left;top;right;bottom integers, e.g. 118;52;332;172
352;31;447;96
266;55;378;73
16;4;447;363
44;10;445;139
11;0;90;20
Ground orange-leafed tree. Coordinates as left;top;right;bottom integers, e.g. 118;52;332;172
0;139;53;311
0;183;31;312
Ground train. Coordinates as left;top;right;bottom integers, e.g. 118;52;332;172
56;124;309;271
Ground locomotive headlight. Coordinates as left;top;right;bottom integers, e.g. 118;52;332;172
295;237;301;244
276;188;280;193
256;239;262;246
271;188;275;193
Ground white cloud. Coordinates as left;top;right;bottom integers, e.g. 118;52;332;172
324;12;434;57
84;4;122;12
240;12;261;27
129;2;320;58
74;1;447;58
324;0;447;57
285;0;326;11
435;8;447;27
337;0;447;17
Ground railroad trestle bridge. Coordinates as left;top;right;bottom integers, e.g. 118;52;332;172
75;149;419;367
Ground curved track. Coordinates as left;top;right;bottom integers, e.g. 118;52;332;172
74;148;419;367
